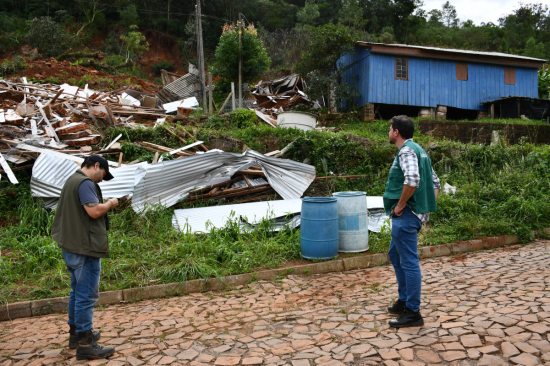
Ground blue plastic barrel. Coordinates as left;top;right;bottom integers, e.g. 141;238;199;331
332;191;369;252
300;197;339;260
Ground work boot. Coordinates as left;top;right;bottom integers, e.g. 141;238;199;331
387;299;406;315
69;325;101;349
76;330;114;360
388;307;424;328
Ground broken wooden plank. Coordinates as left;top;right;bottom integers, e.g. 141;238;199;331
37;104;61;143
254;109;277;127
55;122;89;136
104;134;123;150
64;135;101;147
137;141;193;157
168;141;204;156
0;152;19;184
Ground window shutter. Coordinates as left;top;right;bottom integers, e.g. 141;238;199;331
456;63;468;80
504;68;516;85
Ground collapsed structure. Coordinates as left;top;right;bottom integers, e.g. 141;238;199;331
0;76;317;214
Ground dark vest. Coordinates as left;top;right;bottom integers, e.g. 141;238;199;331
383;140;437;215
52;170;109;258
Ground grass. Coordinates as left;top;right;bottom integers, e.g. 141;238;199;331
0;117;549;303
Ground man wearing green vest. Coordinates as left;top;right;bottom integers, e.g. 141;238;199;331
52;155;119;360
383;115;440;328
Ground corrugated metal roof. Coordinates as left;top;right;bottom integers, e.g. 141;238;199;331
357;42;546;62
164;73;199;98
30;149;316;213
130;150;316;212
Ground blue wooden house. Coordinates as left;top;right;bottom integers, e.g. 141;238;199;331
337;42;546;119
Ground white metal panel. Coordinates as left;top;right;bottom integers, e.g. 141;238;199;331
172;199;303;233
172;196;386;233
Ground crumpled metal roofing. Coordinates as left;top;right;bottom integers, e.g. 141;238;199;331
30;149;316;212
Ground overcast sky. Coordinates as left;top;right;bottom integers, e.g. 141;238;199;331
420;0;545;25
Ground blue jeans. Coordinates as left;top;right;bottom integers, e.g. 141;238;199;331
388;207;423;312
62;251;101;333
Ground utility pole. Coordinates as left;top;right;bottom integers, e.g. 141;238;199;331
238;13;243;108
196;0;207;113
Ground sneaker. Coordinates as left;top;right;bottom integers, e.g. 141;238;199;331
69;329;100;349
387;299;406;315
388;307;424;328
76;330;114;360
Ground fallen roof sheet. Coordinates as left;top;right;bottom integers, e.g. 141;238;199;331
173;199;302;233
30;149;316;212
172;196;386;234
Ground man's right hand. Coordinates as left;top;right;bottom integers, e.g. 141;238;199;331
109;198;119;209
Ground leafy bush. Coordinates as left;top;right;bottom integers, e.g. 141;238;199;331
204;115;227;129
229;108;257;128
26;17;73;57
103;54;127;68
0;55;26;76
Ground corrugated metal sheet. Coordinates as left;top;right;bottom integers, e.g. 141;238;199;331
164;73;199;98
339;49;540;111
130;150;315;212
172;196;386;234
172;199;302;233
30;151;144;199
30;150;316;213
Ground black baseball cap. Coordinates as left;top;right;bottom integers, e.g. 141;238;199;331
82;155;114;181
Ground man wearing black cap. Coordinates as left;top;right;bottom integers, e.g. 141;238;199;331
52;155;118;360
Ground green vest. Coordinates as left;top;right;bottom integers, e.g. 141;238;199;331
383;140;437;215
52;170;109;258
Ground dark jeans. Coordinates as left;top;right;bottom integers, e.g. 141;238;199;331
62;251;101;333
388;207;423;312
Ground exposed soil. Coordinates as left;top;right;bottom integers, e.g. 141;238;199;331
140;30;188;78
7;57;160;93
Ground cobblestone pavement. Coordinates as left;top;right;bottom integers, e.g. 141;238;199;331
1;240;549;366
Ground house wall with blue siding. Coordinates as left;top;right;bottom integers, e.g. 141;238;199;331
338;50;539;110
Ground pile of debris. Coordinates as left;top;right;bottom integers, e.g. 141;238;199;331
252;74;313;118
0;77;203;182
0;77;316;209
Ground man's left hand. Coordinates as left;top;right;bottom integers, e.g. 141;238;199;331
393;204;405;217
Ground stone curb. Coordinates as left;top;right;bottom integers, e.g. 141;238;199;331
0;232;534;322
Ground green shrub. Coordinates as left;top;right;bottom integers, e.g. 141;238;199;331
26;17;73;57
229;108;257;128
204;115;227;129
0;55;26;77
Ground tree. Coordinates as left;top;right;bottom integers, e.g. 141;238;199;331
441;1;458;27
296;0;321;26
297;23;361;109
212;23;271;84
119;3;139;28
338;0;366;30
120;25;149;64
75;0;103;37
26;16;73;57
499;3;548;55
524;37;545;58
